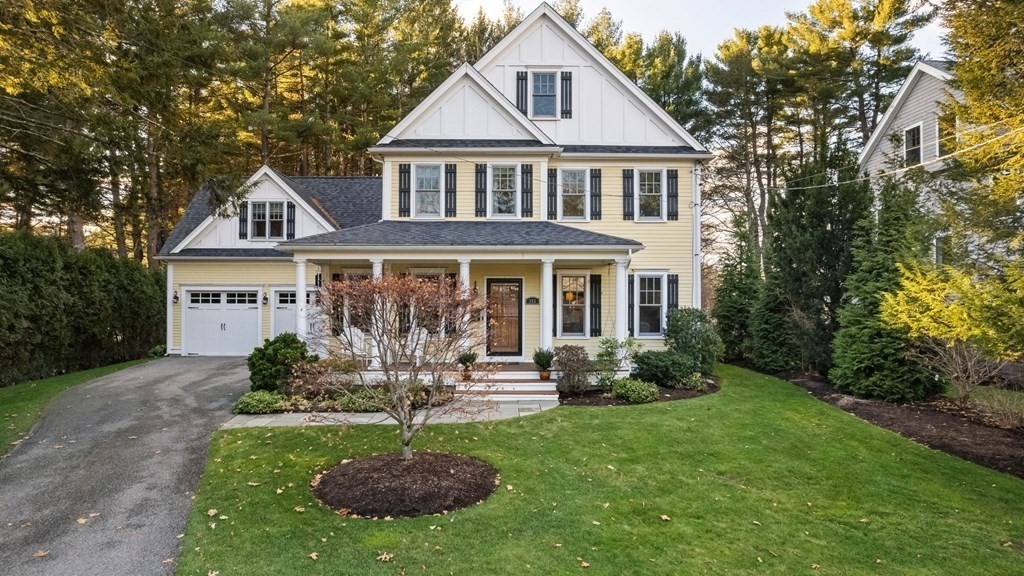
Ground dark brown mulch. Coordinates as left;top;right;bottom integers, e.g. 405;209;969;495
789;374;1024;480
560;381;720;406
312;451;499;518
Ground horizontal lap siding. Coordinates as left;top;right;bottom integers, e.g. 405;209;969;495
391;160;540;220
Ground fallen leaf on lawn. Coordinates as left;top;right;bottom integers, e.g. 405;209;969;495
276;488;284;494
218;515;228;520
592;521;601;525
208;571;219;576
581;561;590;567
33;550;48;558
208;522;216;529
757;557;763;563
752;520;762;526
660;515;671;521
309;552;318;560
859;518;869;523
377;551;394;562
811;564;820;569
553;543;562;548
247;482;261;487
1001;541;1013;547
294;506;305;513
207;509;218;517
506;485;514;491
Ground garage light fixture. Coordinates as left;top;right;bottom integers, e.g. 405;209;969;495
172;291;179;304
262;292;269;305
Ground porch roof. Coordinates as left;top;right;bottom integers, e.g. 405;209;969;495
277;221;642;252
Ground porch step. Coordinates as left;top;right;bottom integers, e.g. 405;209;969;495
457;381;557;393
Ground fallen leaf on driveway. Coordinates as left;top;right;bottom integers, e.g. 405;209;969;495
77;518;87;525
33;550;48;558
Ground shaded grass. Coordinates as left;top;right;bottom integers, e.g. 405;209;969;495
0;360;147;457
178;365;1024;575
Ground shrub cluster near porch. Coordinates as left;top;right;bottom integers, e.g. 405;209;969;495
0;233;164;386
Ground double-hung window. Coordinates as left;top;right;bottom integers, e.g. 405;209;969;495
560;169;587;219
636;274;665;337
250;201;285;239
491;165;518;217
414;165;441;218
638;170;664;220
532;72;557;118
904;125;922;166
559;274;587;337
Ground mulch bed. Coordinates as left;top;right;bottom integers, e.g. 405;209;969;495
560;381;720;406
788;374;1024;480
312;451;499;518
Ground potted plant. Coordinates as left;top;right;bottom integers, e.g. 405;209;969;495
457;351;478;381
533;348;555;381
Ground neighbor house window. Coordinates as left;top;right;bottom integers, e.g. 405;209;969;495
560;274;587;336
491;165;518;216
638;170;663;219
532;72;556;118
636;275;664;336
414;165;441;218
250;201;284;239
904;125;922;166
560;169;587;219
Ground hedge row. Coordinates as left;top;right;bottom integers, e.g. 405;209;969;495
0;232;165;386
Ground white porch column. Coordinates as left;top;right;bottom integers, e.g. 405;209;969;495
369;258;384;368
614;257;629;342
540;258;554;351
458;258;472;351
295;257;308;341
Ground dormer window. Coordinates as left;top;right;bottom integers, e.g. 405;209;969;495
532;72;557;118
251;201;285;239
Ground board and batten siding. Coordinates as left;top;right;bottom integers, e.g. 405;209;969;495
862;73;960;176
169;261;320;352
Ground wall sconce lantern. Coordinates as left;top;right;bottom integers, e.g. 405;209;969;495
262;292;270;305
172;291;179;304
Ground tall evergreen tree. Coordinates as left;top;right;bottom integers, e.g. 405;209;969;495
712;218;761;361
641;31;705;137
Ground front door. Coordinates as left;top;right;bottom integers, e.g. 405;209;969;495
486;278;522;356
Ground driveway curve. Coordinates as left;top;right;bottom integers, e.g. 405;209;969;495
0;357;249;576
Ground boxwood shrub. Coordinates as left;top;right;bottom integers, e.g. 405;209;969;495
612;378;659;404
231;390;286;414
248;332;318;393
631;350;696;388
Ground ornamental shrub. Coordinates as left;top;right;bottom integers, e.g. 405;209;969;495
665;308;723;375
631;350;696;388
248;332;318;393
612;378;659;404
231;390;286;414
555;345;590;394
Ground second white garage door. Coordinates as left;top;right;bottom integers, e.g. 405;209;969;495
184;290;261;356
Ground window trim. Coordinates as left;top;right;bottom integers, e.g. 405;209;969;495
633;271;668;338
530;70;559;120
411;163;445;220
556;167;590;221
248;200;286;240
556;270;590;339
634;168;668;222
487;164;521;219
903;122;923;167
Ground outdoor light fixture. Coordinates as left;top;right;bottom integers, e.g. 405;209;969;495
172;291;179;304
262;292;269;305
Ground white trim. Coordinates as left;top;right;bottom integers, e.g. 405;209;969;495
632;271;668;339
558;151;713;160
903;121;924;166
369;146;561;155
556;166;590;221
474;3;706;151
411;163;445;219
483;275;526;362
635;168;668;222
556;270;590;338
165;263;175;354
247;199;287;241
377;63;555;146
693;163;703;309
487;163;521;219
382;160;393;220
859;61;953;167
529;69;560;121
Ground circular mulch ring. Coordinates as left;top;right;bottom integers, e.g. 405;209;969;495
312;452;500;518
560;381;720;406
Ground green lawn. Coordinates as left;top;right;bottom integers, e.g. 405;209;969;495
177;365;1024;575
0;360;147;457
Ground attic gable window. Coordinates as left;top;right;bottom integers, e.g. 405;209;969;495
532;72;557;118
904;125;922;166
250;201;285;239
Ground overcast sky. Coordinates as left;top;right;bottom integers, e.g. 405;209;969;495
456;0;948;60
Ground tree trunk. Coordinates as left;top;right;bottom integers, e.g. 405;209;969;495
67;213;86;250
145;119;162;269
110;148;128;259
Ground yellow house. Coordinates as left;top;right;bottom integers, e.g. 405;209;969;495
156;3;711;368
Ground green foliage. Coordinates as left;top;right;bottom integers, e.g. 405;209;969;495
532;348;555;371
748;278;799;374
665;308;723;375
335;387;390;413
149;345;167;358
684;372;710;392
831;176;938;401
247;333;317;393
594;337;643;388
457;351;478;369
0;233;164;386
231;390;286;415
632;350;696;389
611;377;659;404
554;345;590;395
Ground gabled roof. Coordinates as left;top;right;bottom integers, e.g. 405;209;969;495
158;169;382;256
278;220;642;249
374;63;555;148
859;60;955;166
474;2;707;152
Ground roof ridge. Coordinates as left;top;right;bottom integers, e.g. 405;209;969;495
288;175;382;179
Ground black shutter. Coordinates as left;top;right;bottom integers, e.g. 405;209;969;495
398;163;411;217
516;71;528;114
445;164;457;217
475;164;487;217
521;164;533;217
627;274;635;337
622;169;634;220
286;201;295;239
238;202;248;239
590;169;602;220
552;273;558;337
589;274;602;337
667;169;679;221
668;274;679;310
547;168;557;220
561;71;572;118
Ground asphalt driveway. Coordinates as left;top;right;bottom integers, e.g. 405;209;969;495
0;357;249;576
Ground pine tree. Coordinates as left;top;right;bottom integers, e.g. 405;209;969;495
553;0;584;29
641;31;705;137
583;7;622;57
712;219;761;360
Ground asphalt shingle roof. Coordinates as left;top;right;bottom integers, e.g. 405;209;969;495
281;220;642;248
170;248;291;258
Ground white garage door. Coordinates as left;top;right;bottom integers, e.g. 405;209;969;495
273;290;328;356
184;290;261;356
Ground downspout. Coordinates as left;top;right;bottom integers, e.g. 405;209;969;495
692;163;703;309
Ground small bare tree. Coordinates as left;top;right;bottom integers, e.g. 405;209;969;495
304;273;490;459
910;339;1004;408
